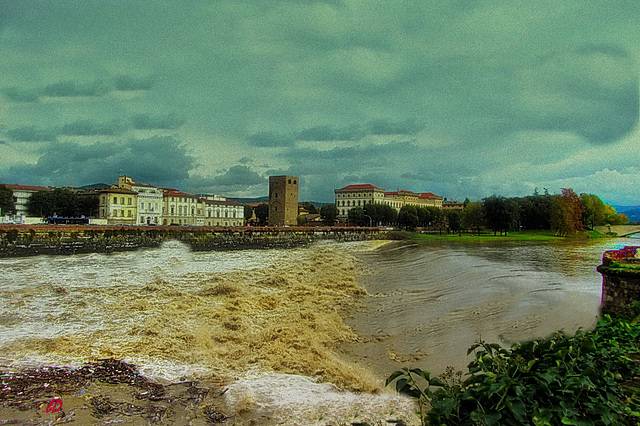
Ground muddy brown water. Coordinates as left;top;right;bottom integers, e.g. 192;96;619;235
0;237;630;424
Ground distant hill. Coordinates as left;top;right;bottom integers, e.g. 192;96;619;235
612;205;640;223
78;183;110;190
228;196;269;204
227;196;331;207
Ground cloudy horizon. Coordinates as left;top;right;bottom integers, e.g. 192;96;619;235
1;1;639;205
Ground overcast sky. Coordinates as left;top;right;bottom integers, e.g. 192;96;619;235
1;1;638;204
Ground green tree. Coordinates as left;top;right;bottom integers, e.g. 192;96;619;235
0;184;16;215
26;188;95;217
363;203;397;226
483;195;518;235
604;204;628;225
300;201;318;214
462;202;484;234
244;205;254;220
398;205;419;230
320;204;338;226
551;188;584;236
254;203;269;225
580;193;607;229
445;210;462;234
347;206;365;226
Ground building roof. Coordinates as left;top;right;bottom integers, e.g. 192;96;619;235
98;187;137;195
4;184;51;192
162;188;198;198
419;192;442;199
202;198;244;207
337;184;384;191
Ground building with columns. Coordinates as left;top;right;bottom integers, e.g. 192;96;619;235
334;184;443;220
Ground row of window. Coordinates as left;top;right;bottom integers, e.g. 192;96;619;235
336;192;382;198
111;196;133;205
338;199;372;207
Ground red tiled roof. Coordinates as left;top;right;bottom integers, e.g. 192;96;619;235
4;184;51;192
419;192;440;198
338;184;383;191
98;187;137;195
202;199;243;206
162;188;197;198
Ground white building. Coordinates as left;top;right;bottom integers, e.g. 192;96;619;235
201;197;245;227
334;184;443;221
334;184;385;218
5;184;50;217
130;183;163;225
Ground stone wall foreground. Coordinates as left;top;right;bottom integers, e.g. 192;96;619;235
597;246;640;316
0;225;390;258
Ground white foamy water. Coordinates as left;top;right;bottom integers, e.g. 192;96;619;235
0;239;420;424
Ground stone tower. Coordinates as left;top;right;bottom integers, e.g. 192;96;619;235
268;175;299;226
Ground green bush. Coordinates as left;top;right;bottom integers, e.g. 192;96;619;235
388;316;640;425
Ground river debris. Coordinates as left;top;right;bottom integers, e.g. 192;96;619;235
0;358;230;424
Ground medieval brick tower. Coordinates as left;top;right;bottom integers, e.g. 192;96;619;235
268;175;299;226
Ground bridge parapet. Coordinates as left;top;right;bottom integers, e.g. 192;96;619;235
597;246;640;316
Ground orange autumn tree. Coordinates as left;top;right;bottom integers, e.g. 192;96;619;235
551;188;584;236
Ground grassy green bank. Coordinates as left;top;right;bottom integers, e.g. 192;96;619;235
391;229;609;242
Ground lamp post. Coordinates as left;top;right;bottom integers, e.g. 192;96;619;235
363;214;373;228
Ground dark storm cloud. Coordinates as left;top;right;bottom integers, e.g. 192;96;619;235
5;126;58;142
211;165;265;187
131;113;186;130
512;45;638;144
297;125;366;141
367;119;424;135
60;119;128;136
42;80;112;97
248;132;296;147
0;136;195;188
113;75;154;91
2;87;40;103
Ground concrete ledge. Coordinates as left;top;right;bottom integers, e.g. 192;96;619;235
0;225;390;258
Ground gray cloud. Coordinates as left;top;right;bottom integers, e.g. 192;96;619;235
512;45;638;143
2;87;40;103
113;75;154;91
42;80;112;97
131;113;186;130
0;136;195;188
1;1;639;203
248;132;295;147
368;119;424;135
5;126;58;142
60;119;128;136
297;125;366;141
211;165;265;187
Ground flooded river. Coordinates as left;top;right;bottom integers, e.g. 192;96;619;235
344;237;632;378
0;236;632;424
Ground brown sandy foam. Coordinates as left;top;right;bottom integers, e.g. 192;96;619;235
1;244;381;392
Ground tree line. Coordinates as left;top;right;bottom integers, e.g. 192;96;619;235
313;188;627;236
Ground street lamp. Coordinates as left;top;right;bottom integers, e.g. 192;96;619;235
363;214;373;227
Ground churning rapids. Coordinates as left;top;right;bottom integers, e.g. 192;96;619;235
0;237;632;424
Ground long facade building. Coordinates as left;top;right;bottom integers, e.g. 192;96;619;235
97;176;246;226
334;184;443;220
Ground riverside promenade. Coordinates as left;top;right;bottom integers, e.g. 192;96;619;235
0;224;391;257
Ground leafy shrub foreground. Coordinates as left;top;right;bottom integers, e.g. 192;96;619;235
387;315;640;425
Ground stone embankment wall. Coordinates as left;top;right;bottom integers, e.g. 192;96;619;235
0;225;390;258
597;246;640;316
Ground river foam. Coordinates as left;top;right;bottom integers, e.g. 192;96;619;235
0;239;419;423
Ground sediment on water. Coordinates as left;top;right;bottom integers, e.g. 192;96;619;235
1;243;381;392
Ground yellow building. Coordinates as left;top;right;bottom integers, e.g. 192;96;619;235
98;187;137;225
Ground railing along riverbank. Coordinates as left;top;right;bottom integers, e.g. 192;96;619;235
0;224;391;258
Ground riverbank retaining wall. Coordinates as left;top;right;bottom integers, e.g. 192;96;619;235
597;246;640;316
0;225;390;257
